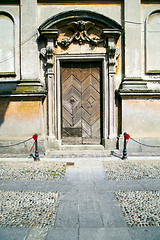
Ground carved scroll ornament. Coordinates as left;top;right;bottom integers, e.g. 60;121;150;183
57;20;104;48
40;45;54;67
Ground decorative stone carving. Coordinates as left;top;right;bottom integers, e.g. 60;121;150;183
57;20;104;48
46;45;54;67
115;47;120;60
40;47;47;59
115;47;120;67
107;39;120;70
107;40;116;65
40;45;54;67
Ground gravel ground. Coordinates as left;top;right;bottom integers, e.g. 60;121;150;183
0;161;66;181
103;159;160;180
115;190;160;227
0;162;66;228
0;190;60;228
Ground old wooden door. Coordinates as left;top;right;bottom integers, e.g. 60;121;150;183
61;61;102;145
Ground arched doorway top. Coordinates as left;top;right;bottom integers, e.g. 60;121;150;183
39;10;123;31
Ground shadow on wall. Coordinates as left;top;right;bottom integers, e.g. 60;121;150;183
0;96;17;154
0;80;20;132
0;98;9;127
0;45;47;154
0;96;44;154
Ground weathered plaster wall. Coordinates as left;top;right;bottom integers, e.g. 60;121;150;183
124;0;141;78
37;3;122;27
122;98;160;138
0;99;43;138
0;1;46;154
21;0;38;80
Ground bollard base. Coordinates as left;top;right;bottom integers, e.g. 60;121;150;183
34;157;40;161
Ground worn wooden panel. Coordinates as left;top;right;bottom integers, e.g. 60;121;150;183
81;63;101;143
61;62;101;144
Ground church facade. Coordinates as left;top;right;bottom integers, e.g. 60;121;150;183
0;0;160;155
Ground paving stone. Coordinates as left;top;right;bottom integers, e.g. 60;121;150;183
128;227;160;240
79;212;103;227
47;227;78;240
0;179;70;192
99;202;126;227
140;179;160;191
55;201;79;227
79;227;132;240
27;227;48;240
0;227;29;240
78;199;100;213
97;191;117;203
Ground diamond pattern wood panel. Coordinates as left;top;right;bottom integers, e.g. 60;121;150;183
61;62;101;144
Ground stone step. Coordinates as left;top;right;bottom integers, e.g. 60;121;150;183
60;145;104;150
45;149;120;158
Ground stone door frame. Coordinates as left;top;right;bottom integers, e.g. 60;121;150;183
41;38;120;149
45;45;119;149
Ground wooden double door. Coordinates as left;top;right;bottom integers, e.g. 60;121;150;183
61;61;102;145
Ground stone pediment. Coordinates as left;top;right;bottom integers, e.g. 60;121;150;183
39;10;123;30
39;10;122;49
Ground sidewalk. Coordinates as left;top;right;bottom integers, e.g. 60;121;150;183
0;157;160;240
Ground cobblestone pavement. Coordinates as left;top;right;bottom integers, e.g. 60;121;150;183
103;159;160;180
103;159;160;229
0;158;160;240
0;190;59;228
0;161;66;181
0;161;66;230
115;190;160;227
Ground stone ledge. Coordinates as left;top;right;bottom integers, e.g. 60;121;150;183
0;72;16;77
0;79;47;97
117;89;160;97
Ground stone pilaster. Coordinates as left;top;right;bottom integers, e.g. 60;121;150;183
124;0;141;78
107;37;116;140
21;0;38;80
39;30;58;144
102;30;121;148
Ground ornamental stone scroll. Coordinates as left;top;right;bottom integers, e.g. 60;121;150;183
56;20;104;48
40;29;58;71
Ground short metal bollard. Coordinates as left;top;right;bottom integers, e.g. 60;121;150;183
33;134;40;161
122;132;130;160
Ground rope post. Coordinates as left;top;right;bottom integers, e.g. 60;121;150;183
122;132;130;160
33;134;40;161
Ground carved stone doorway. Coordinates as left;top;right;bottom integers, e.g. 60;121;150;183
39;10;122;149
61;61;102;145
